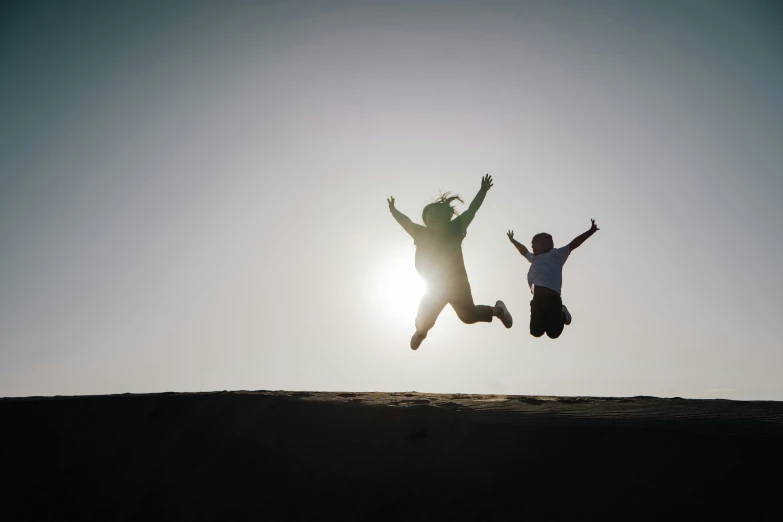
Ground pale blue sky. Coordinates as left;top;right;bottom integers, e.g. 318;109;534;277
1;0;781;399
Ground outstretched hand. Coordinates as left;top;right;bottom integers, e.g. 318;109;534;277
507;230;515;243
387;196;396;211
481;174;493;191
568;219;599;251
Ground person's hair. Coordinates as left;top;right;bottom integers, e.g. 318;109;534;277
531;232;552;248
422;192;463;227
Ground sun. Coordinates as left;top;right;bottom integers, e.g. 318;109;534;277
376;254;426;326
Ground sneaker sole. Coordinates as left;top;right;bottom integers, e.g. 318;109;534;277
496;301;513;329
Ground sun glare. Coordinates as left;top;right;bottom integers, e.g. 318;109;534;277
376;255;426;326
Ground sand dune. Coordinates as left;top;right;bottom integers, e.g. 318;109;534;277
2;391;782;521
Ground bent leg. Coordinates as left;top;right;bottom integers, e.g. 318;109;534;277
415;291;449;337
545;297;565;339
450;293;493;325
530;299;546;337
546;319;564;339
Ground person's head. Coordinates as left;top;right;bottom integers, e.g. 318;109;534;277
422;193;463;230
531;232;554;255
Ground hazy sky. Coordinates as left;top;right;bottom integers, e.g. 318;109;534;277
1;0;781;399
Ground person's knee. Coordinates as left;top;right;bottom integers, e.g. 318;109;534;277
546;329;562;339
530;328;545;338
456;311;477;324
452;305;478;324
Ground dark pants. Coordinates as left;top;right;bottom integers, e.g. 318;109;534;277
530;295;564;339
415;288;493;336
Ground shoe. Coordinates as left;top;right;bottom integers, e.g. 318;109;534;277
495;300;513;328
562;305;572;326
410;332;426;350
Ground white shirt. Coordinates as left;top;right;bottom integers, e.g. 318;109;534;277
525;246;570;294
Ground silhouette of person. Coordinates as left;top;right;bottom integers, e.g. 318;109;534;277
507;220;599;338
388;174;513;350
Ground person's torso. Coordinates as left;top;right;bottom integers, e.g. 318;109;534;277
527;248;567;293
414;222;468;286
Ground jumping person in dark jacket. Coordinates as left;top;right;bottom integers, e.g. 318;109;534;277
388;174;513;350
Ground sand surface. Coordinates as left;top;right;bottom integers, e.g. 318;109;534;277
2;391;782;521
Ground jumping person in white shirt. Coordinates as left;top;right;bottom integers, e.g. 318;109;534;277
507;220;599;339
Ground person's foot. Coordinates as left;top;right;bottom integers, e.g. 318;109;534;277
562;305;572;326
495;300;513;328
410;332;426;350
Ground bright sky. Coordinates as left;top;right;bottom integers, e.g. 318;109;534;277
1;0;781;400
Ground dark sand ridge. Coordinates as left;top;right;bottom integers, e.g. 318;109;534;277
2;391;782;521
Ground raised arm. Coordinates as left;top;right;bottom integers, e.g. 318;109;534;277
388;197;424;239
457;174;493;231
507;230;532;261
568;219;599;252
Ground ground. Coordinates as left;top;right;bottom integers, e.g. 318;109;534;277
2;391;782;521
